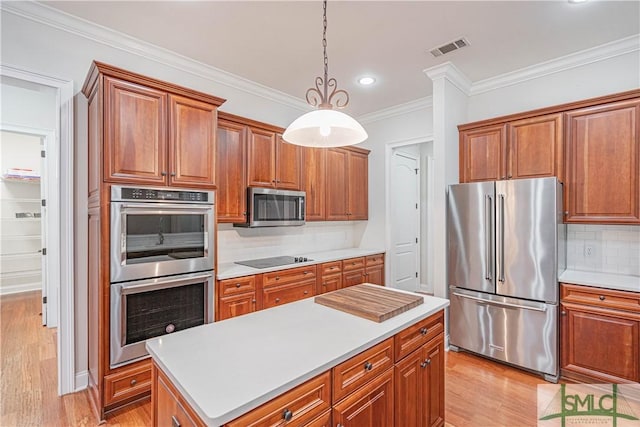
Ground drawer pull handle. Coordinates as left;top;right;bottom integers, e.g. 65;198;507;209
561;310;566;315
275;276;280;281
252;299;256;303
303;290;308;295
275;298;281;303
364;361;373;371
283;409;293;421
420;327;428;335
322;283;327;286
171;415;180;427
235;283;241;288
304;271;309;275
130;379;137;387
420;358;431;368
599;295;606;301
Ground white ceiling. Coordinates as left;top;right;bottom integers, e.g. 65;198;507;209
43;1;640;117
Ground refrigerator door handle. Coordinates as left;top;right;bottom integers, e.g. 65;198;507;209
485;195;493;281
497;194;505;283
451;292;547;312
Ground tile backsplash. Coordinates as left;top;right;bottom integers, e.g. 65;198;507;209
217;221;367;264
567;224;640;276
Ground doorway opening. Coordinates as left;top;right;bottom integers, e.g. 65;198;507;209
386;139;434;294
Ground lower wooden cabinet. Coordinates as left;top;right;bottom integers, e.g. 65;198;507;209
103;360;152;407
560;283;640;383
153;364;205;427
218;293;257;320
333;368;394;427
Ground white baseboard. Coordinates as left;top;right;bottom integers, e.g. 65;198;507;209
75;370;89;391
0;282;40;296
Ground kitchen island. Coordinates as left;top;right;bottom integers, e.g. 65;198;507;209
146;284;449;426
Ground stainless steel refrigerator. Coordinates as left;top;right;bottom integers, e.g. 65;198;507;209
447;177;565;382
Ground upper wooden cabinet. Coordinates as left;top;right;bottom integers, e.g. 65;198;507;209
459;113;562;183
83;61;225;189
216;119;247;223
565;99;640;224
326;147;369;220
82;62;224;188
247;129;301;190
302;147;326;221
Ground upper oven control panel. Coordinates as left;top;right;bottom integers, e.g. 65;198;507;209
111;186;215;205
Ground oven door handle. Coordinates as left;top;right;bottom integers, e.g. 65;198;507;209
118;202;213;216
118;272;213;295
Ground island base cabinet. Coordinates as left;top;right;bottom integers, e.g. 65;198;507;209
332;368;394;427
152;363;206;427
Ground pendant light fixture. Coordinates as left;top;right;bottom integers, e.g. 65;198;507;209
282;0;368;148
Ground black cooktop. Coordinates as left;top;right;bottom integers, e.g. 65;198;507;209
235;255;312;269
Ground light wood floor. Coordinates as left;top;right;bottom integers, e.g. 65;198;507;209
1;291;548;426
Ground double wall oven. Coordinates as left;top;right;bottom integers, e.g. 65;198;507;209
109;186;215;368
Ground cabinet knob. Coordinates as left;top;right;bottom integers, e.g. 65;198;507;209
171;415;181;427
420;358;431;368
275;298;281;303
303;271;309;275
420;327;428;335
303;290;308;295
161;171;168;176
599;295;606;301
252;299;256;303
507;174;512;179
242;211;247;215
282;409;293;421
235;283;241;288
561;310;566;315
364;361;373;371
275;276;280;281
170;172;176;177
564;211;569;215
130;379;137;387
322;283;327;286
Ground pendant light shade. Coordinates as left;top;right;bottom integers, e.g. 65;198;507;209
283;109;368;148
283;0;368;148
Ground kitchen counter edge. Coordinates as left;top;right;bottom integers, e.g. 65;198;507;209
560;269;639;293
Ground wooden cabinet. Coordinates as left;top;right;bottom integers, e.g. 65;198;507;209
394;310;445;427
103;360;152;407
216;119;247;223
317;261;342;295
564;99;640;224
217;275;258;321
262;265;316;310
364;254;384;286
102;73;222;188
560;283;640;383
459;113;562;183
247;129;301;190
342;257;366;288
326;148;369;220
302;147;326;221
332;368;395;427
225;372;331;427
153;364;205;427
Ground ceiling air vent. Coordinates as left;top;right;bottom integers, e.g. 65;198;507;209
429;37;470;58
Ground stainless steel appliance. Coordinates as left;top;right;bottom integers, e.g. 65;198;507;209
109;185;215;367
110;186;215;283
447;177;565;382
110;271;214;367
235;255;314;269
235;187;305;227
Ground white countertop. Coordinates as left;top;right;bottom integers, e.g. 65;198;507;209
146;285;448;426
216;247;385;280
560;270;639;293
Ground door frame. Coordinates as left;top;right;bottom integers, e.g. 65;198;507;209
1;64;75;396
385;136;434;293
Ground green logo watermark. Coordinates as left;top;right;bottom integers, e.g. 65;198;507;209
538;384;640;426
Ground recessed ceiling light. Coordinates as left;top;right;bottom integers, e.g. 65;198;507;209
568;0;588;3
358;76;376;86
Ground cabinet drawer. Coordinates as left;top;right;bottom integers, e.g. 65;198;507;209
561;283;640;313
263;265;317;288
226;372;331;427
395;310;445;362
332;337;394;402
342;257;365;272
104;362;152;406
219;275;256;296
320;261;342;275
365;254;384;266
263;280;315;309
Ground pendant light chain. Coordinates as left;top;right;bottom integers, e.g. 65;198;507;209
322;0;328;102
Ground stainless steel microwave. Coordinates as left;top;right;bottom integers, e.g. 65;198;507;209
235;187;305;227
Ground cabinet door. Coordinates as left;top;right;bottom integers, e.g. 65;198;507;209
276;135;302;190
302;147;326;221
325;148;349;220
169;95;217;188
561;303;639;383
333;368;394;427
508;113;563;180
218;293;256;321
422;336;445;427
104;76;167;184
317;273;341;295
459;124;507;182
347;150;369;220
216;120;247;223
365;265;384;286
565;99;640;223
394;348;422;427
343;269;365;288
155;370;201;427
247;128;277;188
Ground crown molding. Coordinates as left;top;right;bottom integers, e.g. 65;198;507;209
1;1;311;112
423;62;472;96
357;96;433;125
470;34;640;96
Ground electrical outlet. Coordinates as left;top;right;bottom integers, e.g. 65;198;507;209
584;245;594;257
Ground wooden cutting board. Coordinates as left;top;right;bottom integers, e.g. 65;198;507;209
314;284;423;322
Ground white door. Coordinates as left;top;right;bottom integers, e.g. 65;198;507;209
40;138;47;325
391;151;420;292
